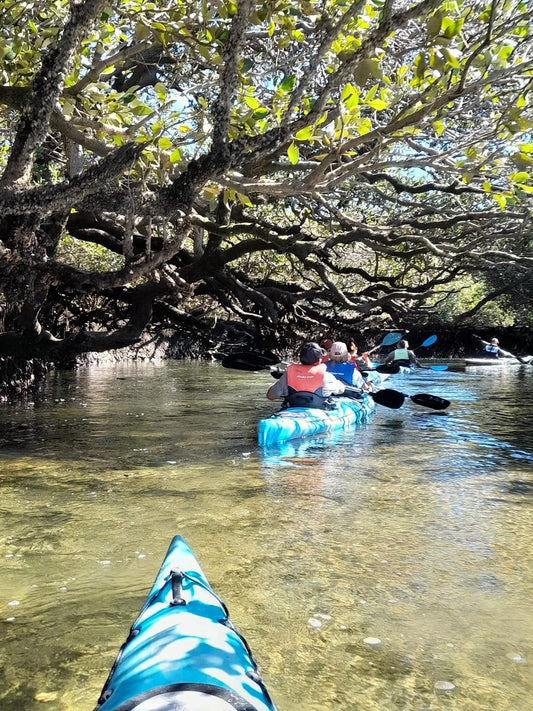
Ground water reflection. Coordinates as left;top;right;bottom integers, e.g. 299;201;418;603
0;362;532;710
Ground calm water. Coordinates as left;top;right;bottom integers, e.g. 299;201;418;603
0;361;532;710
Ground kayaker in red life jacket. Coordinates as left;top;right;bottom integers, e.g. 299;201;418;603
266;342;345;408
320;338;333;362
326;341;372;390
383;339;421;368
347;338;372;370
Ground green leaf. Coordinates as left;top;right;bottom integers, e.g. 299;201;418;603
355;118;372;135
295;126;313;140
169;149;181;163
368;98;388;111
244;96;260;109
203;184;219;201
341;83;359;109
158;137;173;150
442;47;461;68
279;75;296;93
510;171;530;183
427;12;442;37
287;142;299;164
236;191;252;206
154;82;168;100
353;59;381;86
493;193;507;209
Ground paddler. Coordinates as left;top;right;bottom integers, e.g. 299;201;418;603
266;341;345;408
383;339;422;369
326;341;372;390
480;337;513;359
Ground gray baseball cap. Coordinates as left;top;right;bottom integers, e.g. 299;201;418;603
299;342;327;365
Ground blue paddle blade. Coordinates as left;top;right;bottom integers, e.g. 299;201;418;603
381;332;403;346
426;365;448;371
420;335;438;347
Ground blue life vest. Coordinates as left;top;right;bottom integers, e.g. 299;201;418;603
326;360;357;385
485;345;499;358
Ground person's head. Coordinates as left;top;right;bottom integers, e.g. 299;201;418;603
300;342;327;365
348;338;357;354
320;338;333;353
491;338;499;345
397;340;408;349
330;341;349;363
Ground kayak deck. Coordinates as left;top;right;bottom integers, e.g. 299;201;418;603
258;393;375;446
95;536;277;711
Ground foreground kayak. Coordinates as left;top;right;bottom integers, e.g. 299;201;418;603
95;536;277;711
258;392;375;446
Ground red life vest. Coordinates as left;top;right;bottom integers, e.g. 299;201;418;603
286;363;327;395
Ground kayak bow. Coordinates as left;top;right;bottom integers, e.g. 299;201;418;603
95;536;277;711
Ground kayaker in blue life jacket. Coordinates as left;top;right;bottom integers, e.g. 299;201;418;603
267;341;345;408
483;337;512;359
326;341;372;390
383;339;421;368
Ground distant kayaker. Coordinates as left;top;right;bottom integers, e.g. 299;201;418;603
481;337;513;359
326;342;372;390
383;339;421;369
320;338;333;362
267;341;345;408
347;338;372;370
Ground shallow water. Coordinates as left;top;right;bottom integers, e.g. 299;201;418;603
0;361;532;710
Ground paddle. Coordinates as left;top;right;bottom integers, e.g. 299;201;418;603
342;385;450;410
473;336;531;364
365;332;403;356
412;335;448;371
413;334;437;351
370;362;401;375
222;351;402;375
221;350;281;371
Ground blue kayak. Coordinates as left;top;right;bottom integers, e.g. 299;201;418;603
95;536;277;711
258;370;387;446
258;392;375;446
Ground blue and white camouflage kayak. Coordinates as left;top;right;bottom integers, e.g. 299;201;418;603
258;370;387;447
258;392;375;446
95;536;277;711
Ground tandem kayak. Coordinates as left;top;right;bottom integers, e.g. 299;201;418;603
95;536;277;711
258;392;375;446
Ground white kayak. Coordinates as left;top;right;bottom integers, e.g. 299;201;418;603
464;357;532;367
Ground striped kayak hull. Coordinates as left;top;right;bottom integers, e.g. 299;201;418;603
95;536;277;711
258;393;375;446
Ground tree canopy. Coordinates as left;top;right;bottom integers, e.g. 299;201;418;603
0;0;531;361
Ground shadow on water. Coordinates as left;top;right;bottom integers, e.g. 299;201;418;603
0;361;532;710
